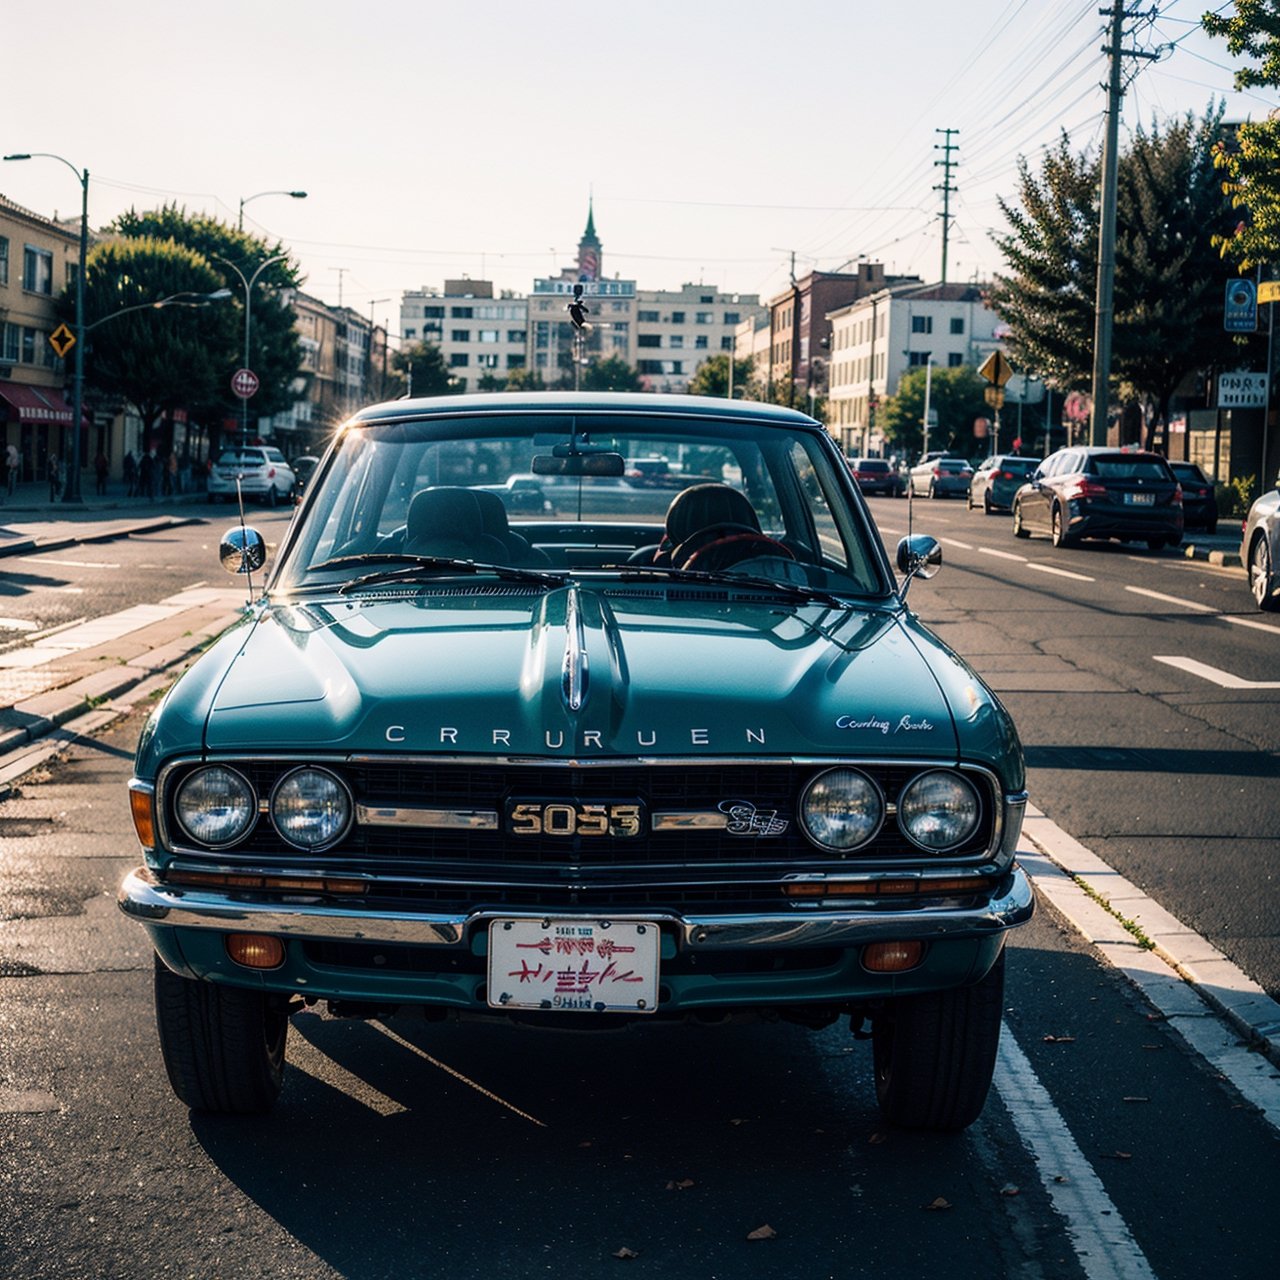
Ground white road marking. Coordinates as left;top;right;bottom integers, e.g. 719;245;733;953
979;546;1028;562
1124;586;1216;612
1223;614;1280;635
18;556;120;568
996;1029;1158;1280
0;617;38;632
1026;563;1095;582
940;537;974;550
1152;655;1280;689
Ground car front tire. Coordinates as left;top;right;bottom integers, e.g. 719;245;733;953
1250;535;1279;611
872;952;1005;1132
1050;505;1074;548
1012;502;1030;538
153;955;288;1114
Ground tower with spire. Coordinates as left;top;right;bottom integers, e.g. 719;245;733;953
577;198;601;283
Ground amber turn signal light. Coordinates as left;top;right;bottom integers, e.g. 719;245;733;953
862;941;924;973
225;934;285;970
129;788;155;847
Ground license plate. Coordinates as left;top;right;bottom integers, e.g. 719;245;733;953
1125;492;1155;504
487;918;659;1013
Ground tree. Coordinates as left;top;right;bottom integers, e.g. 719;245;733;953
504;367;546;392
111;205;303;421
387;341;461;398
687;354;755;398
477;370;506;391
580;354;643;392
1204;1;1280;268
64;235;239;446
878;366;990;457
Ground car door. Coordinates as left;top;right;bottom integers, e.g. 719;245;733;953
1021;454;1061;531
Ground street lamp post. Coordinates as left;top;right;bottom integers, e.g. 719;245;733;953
367;298;389;401
238;189;307;233
214;254;287;445
3;151;89;502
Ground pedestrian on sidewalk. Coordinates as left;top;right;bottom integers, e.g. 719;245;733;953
2;441;16;500
138;449;154;502
48;453;62;502
95;450;110;496
123;448;137;498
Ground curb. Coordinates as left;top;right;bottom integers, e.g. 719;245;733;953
1183;541;1242;568
0;515;204;559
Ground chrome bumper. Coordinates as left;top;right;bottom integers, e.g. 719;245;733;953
118;866;1034;952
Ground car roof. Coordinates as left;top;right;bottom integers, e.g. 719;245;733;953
349;391;823;431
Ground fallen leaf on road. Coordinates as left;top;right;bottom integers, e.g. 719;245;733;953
729;1118;746;1126
747;1224;777;1240
924;1197;952;1211
1122;1096;1150;1103
665;1179;695;1191
868;1132;888;1145
999;1184;1020;1197
613;1246;639;1259
1042;1035;1076;1043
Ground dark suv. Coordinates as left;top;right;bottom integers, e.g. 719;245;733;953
1011;446;1183;550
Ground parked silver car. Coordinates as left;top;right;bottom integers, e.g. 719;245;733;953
1241;472;1280;611
910;455;973;499
207;446;296;507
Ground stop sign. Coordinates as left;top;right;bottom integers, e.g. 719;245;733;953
231;368;260;399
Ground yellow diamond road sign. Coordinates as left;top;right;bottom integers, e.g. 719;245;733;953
49;323;76;359
978;351;1013;387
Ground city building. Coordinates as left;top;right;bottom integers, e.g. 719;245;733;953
826;281;1002;456
633;283;761;393
0;194;78;484
400;279;528;392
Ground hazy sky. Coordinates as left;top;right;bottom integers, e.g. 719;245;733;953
3;0;1269;333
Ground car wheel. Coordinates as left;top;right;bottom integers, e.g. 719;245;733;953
1050;504;1073;547
966;489;975;510
1146;537;1166;551
983;491;994;516
1250;536;1280;611
928;481;938;500
152;954;288;1113
872;951;1005;1132
267;485;279;509
1012;502;1030;539
1205;519;1217;536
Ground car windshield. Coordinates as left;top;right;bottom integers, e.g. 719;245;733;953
274;410;891;600
936;459;970;472
216;449;266;467
856;460;889;472
1003;458;1037;473
1090;455;1172;481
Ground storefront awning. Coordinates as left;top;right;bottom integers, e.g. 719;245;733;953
0;381;74;425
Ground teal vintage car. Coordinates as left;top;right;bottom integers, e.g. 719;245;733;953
120;392;1031;1130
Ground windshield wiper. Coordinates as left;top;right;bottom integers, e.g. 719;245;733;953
304;553;568;593
613;564;855;608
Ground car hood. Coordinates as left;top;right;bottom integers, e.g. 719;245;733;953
149;586;1017;777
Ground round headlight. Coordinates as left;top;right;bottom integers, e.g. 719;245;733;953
898;770;980;851
174;766;257;848
800;768;884;851
270;767;352;850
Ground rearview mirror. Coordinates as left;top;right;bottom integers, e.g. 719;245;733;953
532;452;626;477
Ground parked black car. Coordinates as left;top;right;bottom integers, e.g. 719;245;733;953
847;456;902;496
1011;447;1183;550
1169;461;1217;534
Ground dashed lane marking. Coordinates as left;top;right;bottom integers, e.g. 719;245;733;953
1026;563;1095;581
978;546;1028;562
1152;655;1280;689
1124;586;1216;612
18;556;121;569
939;537;974;550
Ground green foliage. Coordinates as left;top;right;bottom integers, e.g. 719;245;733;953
388;341;461;398
504;367;547;392
1202;4;1280;267
1225;472;1257;517
111;205;303;421
878;366;989;456
63;236;239;431
686;354;755;398
580;354;643;392
477;370;505;391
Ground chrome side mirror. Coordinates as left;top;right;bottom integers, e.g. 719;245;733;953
895;534;942;599
219;526;267;575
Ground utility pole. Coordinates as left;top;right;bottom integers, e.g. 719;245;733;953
1090;1;1157;445
934;129;959;286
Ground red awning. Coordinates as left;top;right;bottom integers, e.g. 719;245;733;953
0;381;74;425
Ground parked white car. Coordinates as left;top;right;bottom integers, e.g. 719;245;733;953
207;447;296;506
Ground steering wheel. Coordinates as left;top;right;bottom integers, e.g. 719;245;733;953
681;530;797;574
671;522;760;568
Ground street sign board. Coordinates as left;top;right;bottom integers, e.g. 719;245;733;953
231;368;260;399
48;323;76;359
983;386;1006;409
1258;280;1280;306
978;351;1013;387
1004;373;1045;404
1216;371;1268;409
1224;278;1258;332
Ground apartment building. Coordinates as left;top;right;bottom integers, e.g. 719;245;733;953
401;279;528;392
0;194;78;482
633;283;761;392
826;282;1001;456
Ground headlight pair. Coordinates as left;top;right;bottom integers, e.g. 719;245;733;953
173;765;352;851
800;767;981;853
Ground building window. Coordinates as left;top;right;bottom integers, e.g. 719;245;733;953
638;310;659;322
451;306;473;318
670;311;685;324
22;246;53;295
948;352;964;367
451;329;471;342
450;352;469;367
695;335;708;349
479;329;499;343
950;317;964;334
2;323;18;361
22;326;38;363
507;329;526;343
911;315;932;334
507;353;526;369
0;236;9;286
908;351;930;367
637;334;661;348
478;352;499;368
404;328;417;341
700;295;714;304
723;312;739;325
637;359;663;375
695;311;713;324
720;336;733;351
670;360;684;375
669;334;684;349
424;305;445;318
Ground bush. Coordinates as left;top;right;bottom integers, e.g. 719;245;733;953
1217;474;1256;518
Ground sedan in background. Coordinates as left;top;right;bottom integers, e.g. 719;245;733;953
1011;446;1182;550
910;455;973;499
967;454;1039;514
847;456;902;496
1241;472;1280;611
1169;461;1217;533
206;446;296;507
474;472;556;514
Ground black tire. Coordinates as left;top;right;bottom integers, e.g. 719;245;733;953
1205;519;1217;536
153;954;288;1114
1050;505;1073;548
1251;536;1280;611
983;491;994;516
872;952;1005;1132
1012;502;1030;539
928;481;938;500
1146;537;1165;552
267;485;279;509
966;489;975;511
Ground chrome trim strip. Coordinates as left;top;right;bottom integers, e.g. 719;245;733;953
357;804;500;831
651;810;728;831
118;866;1033;950
561;585;588;712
